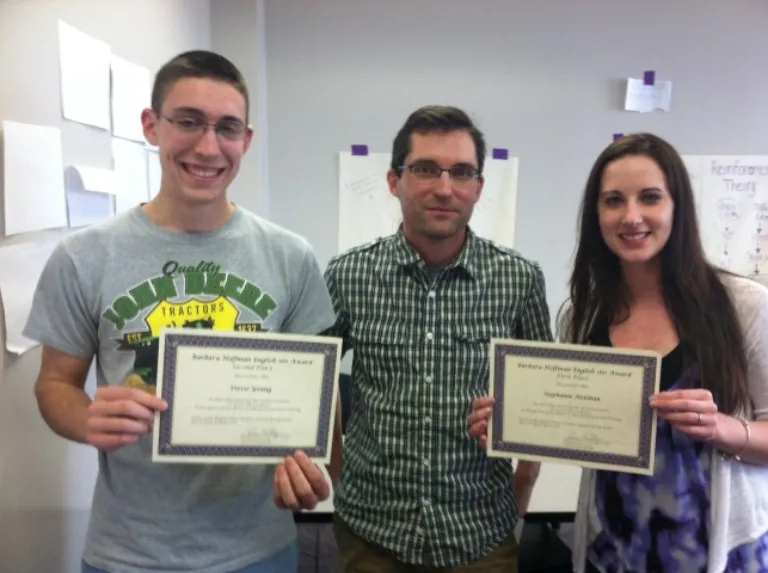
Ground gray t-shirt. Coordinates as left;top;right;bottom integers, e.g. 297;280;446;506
23;206;336;573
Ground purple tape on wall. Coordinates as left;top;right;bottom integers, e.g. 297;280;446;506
613;133;624;141
492;148;508;160
351;144;368;156
643;70;655;86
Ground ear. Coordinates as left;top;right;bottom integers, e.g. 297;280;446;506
387;168;400;199
141;108;159;147
475;175;485;203
241;125;255;154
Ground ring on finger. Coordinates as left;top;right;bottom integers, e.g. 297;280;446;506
697;412;702;425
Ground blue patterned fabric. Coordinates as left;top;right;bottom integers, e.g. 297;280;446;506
586;335;768;572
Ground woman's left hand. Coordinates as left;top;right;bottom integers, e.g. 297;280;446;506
649;389;720;442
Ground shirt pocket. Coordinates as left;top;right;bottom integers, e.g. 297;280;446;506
452;321;503;393
352;321;417;386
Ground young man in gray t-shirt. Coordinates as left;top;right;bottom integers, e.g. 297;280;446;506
24;50;337;573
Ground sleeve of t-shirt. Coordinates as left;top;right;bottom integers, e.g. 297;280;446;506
281;243;337;336
22;241;99;359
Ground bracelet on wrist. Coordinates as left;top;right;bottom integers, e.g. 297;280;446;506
719;417;751;462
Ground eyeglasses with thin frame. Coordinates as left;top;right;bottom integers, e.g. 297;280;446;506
158;112;249;142
400;162;481;186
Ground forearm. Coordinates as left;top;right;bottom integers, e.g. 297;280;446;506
35;381;91;444
327;397;344;484
713;414;768;465
513;460;540;516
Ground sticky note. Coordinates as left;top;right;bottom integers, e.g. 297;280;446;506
492;148;508;160
643;70;655;86
351;144;368;156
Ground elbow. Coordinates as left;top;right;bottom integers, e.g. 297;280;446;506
515;461;541;486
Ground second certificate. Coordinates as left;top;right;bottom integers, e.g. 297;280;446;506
487;339;661;475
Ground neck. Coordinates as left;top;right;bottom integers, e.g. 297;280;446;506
621;259;664;305
402;225;467;269
143;188;234;233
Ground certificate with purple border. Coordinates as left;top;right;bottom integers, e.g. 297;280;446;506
487;339;661;475
151;327;342;465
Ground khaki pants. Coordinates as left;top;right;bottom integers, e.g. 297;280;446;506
333;516;519;573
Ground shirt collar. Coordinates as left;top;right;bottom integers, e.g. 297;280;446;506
389;225;479;279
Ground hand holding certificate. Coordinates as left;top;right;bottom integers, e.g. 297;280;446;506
152;328;342;465
485;339;661;475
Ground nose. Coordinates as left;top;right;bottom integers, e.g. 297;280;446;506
622;199;643;226
193;126;222;157
433;172;453;197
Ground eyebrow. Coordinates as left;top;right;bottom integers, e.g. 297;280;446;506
168;107;245;123
601;186;664;195
409;158;477;167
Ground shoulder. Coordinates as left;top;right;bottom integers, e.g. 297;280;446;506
325;235;393;275
235;207;314;257
721;273;768;335
472;235;546;284
56;212;134;265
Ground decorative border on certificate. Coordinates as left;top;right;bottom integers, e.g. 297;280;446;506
152;328;341;464
488;339;661;475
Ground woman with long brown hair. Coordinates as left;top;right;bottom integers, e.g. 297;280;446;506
469;133;768;572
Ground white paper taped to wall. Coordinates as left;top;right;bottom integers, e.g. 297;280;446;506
110;54;151;142
112;138;150;213
57;20;111;130
146;149;162;199
63;166;116;228
0;239;59;354
337;150;519;253
2;120;69;236
684;155;768;278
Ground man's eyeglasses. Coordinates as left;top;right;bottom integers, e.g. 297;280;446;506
159;114;248;142
400;163;481;185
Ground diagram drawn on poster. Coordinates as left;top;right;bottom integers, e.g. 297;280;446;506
337;151;518;254
685;155;768;278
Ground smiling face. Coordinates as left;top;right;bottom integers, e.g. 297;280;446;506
598;154;674;267
141;77;252;207
387;130;483;242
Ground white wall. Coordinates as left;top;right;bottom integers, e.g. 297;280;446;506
210;0;270;216
262;0;768;302
0;1;210;571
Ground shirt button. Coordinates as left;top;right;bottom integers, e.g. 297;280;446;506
426;332;433;341
425;375;433;383
425;416;431;424
422;498;431;506
423;458;430;466
428;291;436;298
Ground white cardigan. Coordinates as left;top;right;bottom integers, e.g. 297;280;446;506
561;275;768;573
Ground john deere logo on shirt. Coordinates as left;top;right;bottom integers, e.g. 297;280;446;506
102;260;278;393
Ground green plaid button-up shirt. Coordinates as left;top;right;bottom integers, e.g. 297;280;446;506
324;228;553;567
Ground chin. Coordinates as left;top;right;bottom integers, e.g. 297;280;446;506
617;251;661;266
180;187;226;205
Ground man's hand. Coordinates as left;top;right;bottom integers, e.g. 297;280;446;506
86;386;167;452
467;396;495;449
274;450;331;511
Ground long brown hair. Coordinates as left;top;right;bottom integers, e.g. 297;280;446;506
561;133;750;415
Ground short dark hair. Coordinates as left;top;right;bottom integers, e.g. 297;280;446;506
151;50;249;121
562;132;750;415
390;105;486;175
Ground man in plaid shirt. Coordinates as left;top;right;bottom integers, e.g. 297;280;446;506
324;105;553;572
